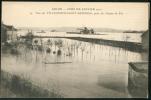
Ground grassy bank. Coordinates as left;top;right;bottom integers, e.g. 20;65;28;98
0;85;17;97
0;70;62;98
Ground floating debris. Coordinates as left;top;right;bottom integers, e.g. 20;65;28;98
43;61;72;64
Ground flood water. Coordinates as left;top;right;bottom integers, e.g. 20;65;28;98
17;30;143;43
1;36;144;98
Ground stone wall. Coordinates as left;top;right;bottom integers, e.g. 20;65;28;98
128;62;148;98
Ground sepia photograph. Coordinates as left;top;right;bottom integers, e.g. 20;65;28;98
0;1;149;98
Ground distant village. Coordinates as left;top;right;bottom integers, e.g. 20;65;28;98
70;27;95;34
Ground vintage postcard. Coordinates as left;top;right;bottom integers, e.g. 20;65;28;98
0;2;149;98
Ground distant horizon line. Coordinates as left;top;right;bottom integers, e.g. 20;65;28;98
2;22;147;31
16;26;147;31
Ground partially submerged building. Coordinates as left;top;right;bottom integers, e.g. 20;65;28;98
1;22;18;43
141;30;149;52
128;30;149;97
1;23;7;43
141;30;149;61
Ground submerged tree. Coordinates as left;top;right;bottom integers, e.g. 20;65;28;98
47;39;52;47
46;48;51;53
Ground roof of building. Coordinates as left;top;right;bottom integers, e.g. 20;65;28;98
1;23;17;31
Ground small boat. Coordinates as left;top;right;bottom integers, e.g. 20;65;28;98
43;61;72;64
126;36;130;39
51;30;56;32
37;30;46;33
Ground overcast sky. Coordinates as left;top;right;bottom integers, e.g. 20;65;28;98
2;2;149;30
